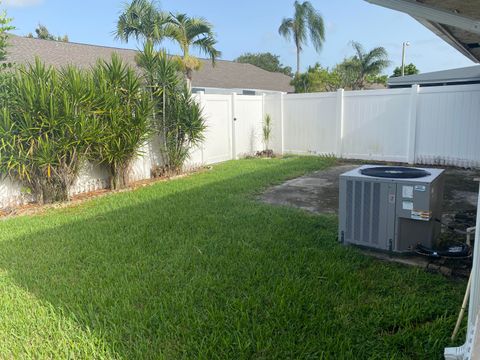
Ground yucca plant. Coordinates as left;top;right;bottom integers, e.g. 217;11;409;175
137;43;207;172
0;58;94;204
90;53;152;190
263;113;272;151
162;85;206;172
136;42;181;166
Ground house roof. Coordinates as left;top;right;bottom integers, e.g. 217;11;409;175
366;0;480;63
388;64;480;86
4;35;294;92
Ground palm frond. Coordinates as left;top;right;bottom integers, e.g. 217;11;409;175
305;3;325;52
185;17;214;39
164;12;221;80
278;18;293;40
115;0;168;43
351;41;365;63
192;36;221;64
364;46;389;66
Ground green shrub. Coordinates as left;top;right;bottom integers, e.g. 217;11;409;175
163;86;206;172
90;53;152;190
136;43;206;172
0;58;94;204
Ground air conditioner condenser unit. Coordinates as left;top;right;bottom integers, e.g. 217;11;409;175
338;165;445;253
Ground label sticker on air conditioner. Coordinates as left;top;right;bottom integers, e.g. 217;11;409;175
411;210;431;221
414;185;426;192
402;185;413;199
402;201;413;211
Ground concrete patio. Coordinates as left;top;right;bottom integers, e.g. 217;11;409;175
260;162;480;218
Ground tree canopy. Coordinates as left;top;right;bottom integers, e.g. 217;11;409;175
164;13;221;88
27;24;68;42
290;41;391;93
235;52;292;76
0;7;14;63
392;63;419;77
335;42;390;90
116;0;167;44
291;63;340;93
116;1;220;89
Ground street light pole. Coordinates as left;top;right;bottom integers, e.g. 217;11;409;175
401;41;410;76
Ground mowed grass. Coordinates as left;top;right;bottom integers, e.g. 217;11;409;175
0;157;466;359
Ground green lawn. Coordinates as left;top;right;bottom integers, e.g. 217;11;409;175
0;157;466;359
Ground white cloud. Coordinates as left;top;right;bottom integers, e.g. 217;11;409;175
3;0;43;7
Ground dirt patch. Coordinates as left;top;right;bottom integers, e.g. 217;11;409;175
443;167;480;213
259;164;358;214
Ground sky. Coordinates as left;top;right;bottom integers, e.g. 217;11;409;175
3;0;476;75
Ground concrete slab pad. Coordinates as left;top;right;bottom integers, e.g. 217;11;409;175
260;162;480;217
259;164;357;214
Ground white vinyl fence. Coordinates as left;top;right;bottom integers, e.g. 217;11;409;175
0;92;266;208
266;83;480;169
2;83;480;207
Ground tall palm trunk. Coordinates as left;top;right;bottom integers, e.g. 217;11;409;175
295;36;301;76
185;68;193;92
296;47;300;75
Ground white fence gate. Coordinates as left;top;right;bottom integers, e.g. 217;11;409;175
2;84;480;207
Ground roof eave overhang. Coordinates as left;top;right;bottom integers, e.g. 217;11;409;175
415;17;479;63
365;0;480;63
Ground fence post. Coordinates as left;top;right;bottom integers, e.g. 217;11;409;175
231;92;237;160
197;91;206;164
335;88;344;158
280;92;285;155
261;93;266;152
407;84;420;164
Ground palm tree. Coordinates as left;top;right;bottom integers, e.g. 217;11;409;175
136;43;206;171
116;0;167;44
341;41;390;90
164;13;221;90
136;41;181;164
278;1;325;75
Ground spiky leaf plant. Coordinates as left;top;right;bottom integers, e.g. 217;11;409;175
163;85;206;172
263;114;272;151
0;58;94;204
90;53;152;190
137;44;207;172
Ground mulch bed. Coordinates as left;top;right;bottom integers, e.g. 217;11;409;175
0;166;210;219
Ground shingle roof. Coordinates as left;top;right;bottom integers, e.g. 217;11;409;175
388;65;480;86
4;35;294;92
